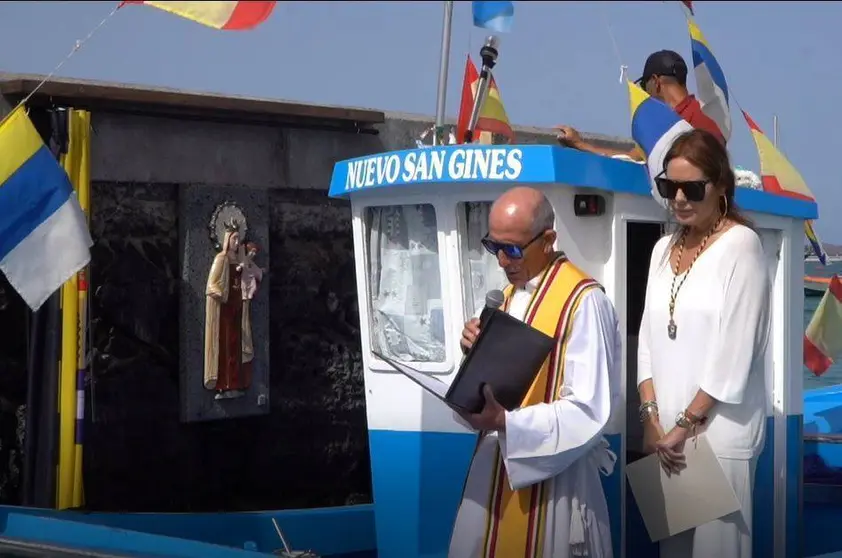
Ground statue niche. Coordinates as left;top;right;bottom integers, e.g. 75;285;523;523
204;204;262;401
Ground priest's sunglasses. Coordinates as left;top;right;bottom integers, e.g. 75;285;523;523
654;172;710;203
481;231;545;260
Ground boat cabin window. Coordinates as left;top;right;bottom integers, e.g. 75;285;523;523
457;202;507;318
364;204;446;363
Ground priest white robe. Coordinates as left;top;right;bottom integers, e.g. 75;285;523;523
448;275;622;558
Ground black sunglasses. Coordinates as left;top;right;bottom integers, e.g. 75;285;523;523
481;230;546;260
654;172;709;203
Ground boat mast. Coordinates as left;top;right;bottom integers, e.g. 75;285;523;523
433;1;454;146
773;114;779;148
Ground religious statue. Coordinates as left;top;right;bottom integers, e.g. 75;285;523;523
204;203;254;400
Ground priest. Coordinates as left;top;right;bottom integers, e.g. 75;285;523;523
449;186;622;558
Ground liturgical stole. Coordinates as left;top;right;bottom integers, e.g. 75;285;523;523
479;254;601;558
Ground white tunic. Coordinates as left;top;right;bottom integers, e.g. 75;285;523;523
637;225;771;558
637;225;770;459
449;276;623;558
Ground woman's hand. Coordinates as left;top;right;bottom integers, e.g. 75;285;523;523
642;419;665;455
655;426;690;476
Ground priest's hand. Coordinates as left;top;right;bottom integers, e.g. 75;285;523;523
655;426;689;476
460;384;506;432
460;318;481;354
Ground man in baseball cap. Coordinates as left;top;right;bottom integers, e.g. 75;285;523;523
556;50;725;159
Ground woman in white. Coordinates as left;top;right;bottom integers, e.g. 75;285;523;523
637;129;771;558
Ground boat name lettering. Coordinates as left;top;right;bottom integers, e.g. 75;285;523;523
344;148;523;190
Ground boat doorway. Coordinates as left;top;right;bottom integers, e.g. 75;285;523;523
623;219;663;557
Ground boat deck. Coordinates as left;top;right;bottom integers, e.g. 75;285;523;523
0;537;138;557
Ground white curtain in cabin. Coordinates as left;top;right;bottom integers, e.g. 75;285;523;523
462;202;507;318
367;204;446;362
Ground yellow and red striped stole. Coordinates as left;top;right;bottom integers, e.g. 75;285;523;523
481;254;601;558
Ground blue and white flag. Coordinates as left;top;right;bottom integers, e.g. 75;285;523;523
688;18;732;142
627;80;694;208
0;107;92;310
472;1;514;33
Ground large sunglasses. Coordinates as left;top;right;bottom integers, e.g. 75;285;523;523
481;230;545;260
654;172;710;203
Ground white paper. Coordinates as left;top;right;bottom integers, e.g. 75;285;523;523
625;434;741;542
373;351;453;405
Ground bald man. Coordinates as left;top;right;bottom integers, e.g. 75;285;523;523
449;187;622;558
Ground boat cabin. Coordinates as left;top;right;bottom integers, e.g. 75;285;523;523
329;143;817;558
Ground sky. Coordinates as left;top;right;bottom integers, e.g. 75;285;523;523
2;1;840;241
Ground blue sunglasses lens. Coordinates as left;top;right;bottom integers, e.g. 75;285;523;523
481;238;524;259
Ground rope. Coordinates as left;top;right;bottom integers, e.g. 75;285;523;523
597;3;627;83
11;2;122;114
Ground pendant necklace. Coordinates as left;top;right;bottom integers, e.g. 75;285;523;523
667;217;722;340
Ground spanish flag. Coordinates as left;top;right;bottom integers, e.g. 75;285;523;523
742;110;815;202
805;275;842;376
120;1;277;30
456;55;514;144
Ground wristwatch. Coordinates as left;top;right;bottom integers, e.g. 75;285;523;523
675;411;693;429
675;410;708;429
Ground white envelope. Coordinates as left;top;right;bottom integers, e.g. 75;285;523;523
626;434;741;542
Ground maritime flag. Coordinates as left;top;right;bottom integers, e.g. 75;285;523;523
0;107;93;311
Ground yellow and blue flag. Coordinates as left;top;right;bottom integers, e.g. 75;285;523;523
472;1;514;33
627;80;694;207
0;107;92;310
687;18;732;142
805;220;828;266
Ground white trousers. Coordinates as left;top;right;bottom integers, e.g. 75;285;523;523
659;456;757;558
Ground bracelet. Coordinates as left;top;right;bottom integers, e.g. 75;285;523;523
638;400;659;423
684;409;708;426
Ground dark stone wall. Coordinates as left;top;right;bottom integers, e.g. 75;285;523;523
82;181;369;512
268;189;368;507
0;277;26;506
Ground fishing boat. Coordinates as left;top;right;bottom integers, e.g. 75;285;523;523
0;3;834;558
327;141;812;558
805;275;830;297
0;139;820;558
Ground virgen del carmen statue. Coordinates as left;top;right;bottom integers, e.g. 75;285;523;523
204;202;263;401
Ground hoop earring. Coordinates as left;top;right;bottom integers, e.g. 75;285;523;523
721;195;729;217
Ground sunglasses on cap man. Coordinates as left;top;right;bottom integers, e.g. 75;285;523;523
481;230;547;260
654;171;710;203
635;50;688;87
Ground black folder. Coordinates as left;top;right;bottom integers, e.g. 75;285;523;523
446;309;556;414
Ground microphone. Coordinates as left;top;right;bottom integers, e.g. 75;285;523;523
478;289;505;330
462;289;505;357
463;35;500;144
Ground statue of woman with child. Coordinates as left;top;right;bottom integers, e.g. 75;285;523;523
203;203;264;400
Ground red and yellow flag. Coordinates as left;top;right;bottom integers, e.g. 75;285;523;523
120;1;277;30
742;110;815;202
805;275;842;376
456;55;514;144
